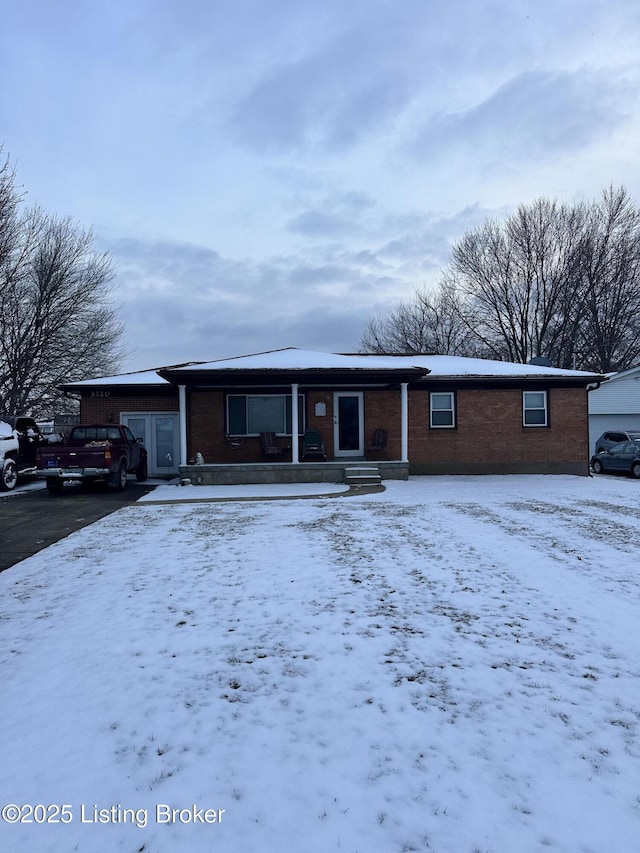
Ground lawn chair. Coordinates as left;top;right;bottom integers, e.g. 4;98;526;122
225;433;247;450
260;431;284;458
365;428;388;459
302;428;326;461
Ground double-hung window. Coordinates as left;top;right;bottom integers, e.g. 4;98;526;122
522;391;548;427
430;392;455;428
227;394;305;436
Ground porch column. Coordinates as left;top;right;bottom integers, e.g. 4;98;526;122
400;382;409;462
178;384;187;466
291;382;299;463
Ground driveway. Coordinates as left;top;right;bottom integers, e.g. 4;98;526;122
0;479;158;573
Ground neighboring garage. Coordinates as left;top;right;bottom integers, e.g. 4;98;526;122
588;366;640;455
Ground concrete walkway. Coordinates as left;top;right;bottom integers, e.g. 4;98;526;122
136;481;386;505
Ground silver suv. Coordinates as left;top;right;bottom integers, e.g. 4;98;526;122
595;430;640;454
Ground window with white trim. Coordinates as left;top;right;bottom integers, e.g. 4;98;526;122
430;392;455;428
523;390;548;426
227;394;305;436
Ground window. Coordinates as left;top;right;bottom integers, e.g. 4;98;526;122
430;392;455;428
227;394;305;436
523;391;548;426
72;425;122;441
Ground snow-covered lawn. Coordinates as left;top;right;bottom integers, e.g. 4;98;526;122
1;475;640;853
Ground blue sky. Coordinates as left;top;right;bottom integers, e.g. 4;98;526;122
2;0;639;372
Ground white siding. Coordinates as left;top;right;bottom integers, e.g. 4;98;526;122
588;368;640;453
589;369;640;415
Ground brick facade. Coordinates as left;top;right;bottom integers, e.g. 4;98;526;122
408;386;589;475
73;380;591;475
80;391;178;423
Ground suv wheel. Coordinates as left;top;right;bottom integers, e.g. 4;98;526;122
1;458;18;490
592;459;603;475
631;462;640;479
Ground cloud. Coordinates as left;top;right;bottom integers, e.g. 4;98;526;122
287;191;376;237
109;235;413;369
409;70;632;170
229;21;415;154
5;0;640;377
108;189;509;371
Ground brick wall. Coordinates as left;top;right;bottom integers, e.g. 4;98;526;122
80;392;178;423
189;390;248;462
78;383;591;474
364;390;401;458
305;391;334;456
190;390;337;462
408;386;590;475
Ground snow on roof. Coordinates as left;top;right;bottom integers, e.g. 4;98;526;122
166;347;602;379
65;348;605;386
591;364;640;383
62;368;171;388
0;420;15;438
167;347;426;372
409;354;601;379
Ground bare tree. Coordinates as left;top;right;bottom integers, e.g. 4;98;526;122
362;187;640;372
450;198;589;364
571;187;640;372
0;151;124;416
360;283;478;355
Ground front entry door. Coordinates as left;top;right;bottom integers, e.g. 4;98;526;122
333;392;364;458
121;413;180;476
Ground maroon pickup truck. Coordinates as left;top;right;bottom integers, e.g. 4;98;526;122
36;423;148;494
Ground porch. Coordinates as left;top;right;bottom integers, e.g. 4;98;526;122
178;459;409;486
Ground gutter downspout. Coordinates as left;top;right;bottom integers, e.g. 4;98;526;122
586;379;605;474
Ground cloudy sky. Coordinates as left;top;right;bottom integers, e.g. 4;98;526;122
2;0;640;372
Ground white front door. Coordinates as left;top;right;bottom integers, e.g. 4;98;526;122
333;392;364;458
121;413;180;476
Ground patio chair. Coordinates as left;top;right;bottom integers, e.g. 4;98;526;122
365;428;388;459
225;433;247;450
302;428;326;461
260;431;284;458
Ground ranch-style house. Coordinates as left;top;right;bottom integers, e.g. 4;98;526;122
59;347;606;485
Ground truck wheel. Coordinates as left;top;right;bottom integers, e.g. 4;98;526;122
135;456;148;482
46;477;64;495
1;459;18;491
111;462;128;491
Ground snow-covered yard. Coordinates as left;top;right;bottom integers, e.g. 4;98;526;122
1;475;639;853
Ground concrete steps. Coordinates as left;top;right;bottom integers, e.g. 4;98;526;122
344;466;382;486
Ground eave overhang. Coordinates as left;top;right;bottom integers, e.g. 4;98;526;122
417;372;606;390
157;366;430;388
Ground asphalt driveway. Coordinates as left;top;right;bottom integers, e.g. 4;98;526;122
0;480;158;573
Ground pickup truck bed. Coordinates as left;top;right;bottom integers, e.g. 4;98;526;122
36;424;148;494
